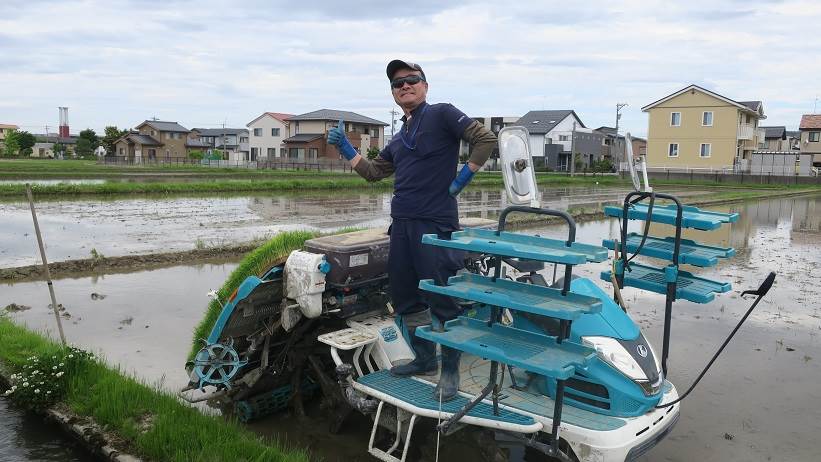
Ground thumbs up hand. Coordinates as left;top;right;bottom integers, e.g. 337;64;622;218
327;119;357;160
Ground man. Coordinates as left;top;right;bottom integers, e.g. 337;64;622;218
327;59;496;401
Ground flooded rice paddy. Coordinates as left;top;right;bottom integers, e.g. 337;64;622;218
0;186;705;268
1;193;819;461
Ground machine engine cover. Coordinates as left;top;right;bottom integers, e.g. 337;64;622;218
284;250;327;318
304;228;391;286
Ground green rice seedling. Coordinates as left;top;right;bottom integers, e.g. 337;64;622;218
189;230;318;359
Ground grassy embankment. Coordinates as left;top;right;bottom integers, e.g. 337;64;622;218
0;315;312;462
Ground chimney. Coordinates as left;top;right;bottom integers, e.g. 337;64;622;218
58;107;69;138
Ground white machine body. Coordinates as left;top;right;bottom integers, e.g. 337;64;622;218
284;250;327;318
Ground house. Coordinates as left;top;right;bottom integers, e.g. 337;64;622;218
190;128;250;161
460;116;519;163
758;126;799;151
31;133;77;158
642;84;766;170
113;120;201;162
246;112;294;160
283;109;388;161
514;110;586;170
0;124;19;141
799;114;821;169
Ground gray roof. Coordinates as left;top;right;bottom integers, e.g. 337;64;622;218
514;110;585;134
288;109;388;126
128;134;163;146
192;128;248;136
283;134;325;143
35;135;77;144
140;120;189;133
760;126;786;139
738;101;762;112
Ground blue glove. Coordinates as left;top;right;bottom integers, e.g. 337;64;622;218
327;119;357;160
449;163;475;196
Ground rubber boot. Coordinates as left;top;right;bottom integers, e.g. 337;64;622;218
433;346;461;401
390;309;437;377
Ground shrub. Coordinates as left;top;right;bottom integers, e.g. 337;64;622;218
3;346;94;411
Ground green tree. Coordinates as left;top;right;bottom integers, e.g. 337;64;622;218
188;149;204;160
53;142;66;158
79;129;99;150
366;146;380;160
102;126;128;156
17;131;36;156
3;129;21;156
574;153;585;172
75;138;93;157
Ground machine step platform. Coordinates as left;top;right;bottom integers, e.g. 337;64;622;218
604;204;739;231
416;317;595;379
601;263;731;304
354;369;542;433
603;233;735;267
419;273;602;320
422;228;608;264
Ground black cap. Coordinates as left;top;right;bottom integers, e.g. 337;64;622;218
386;59;426;82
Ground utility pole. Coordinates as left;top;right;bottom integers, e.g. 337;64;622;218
569;121;577;177
614;103;628;170
389;108;399;137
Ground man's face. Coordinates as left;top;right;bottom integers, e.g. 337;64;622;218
391;68;428;110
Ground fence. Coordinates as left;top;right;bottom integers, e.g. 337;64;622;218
635;168;821;186
100;156;357;172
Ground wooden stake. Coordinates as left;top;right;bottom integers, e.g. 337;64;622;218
25;183;67;346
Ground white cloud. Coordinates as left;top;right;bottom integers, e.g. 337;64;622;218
0;0;818;137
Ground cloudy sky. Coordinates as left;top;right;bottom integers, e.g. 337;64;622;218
1;0;818;137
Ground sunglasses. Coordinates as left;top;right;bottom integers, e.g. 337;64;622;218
390;75;425;89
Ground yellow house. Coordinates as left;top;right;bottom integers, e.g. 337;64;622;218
642;85;765;170
0;123;19;141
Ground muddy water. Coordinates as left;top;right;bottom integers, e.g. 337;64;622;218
0;398;95;462
1;194;819;461
0;186;704;268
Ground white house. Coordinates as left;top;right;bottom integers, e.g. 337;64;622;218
514;110;586;169
246;112;294;160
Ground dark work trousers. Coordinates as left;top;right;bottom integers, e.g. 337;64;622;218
388;218;466;321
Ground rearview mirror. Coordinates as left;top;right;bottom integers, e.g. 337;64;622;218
498;126;540;208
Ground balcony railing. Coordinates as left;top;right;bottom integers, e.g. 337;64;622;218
737;124;755;140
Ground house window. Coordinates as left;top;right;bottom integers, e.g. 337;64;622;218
308;148;318;159
288;148;303;159
700;143;711;158
558;135;569;141
271;128;280;136
280;148;286;157
119;147;124;155
253;128;262;136
668;143;679;157
165;149;170;158
267;148;276;157
670;112;681;126
250;147;259;158
370;128;378;137
809;132;820;142
240;136;248;143
702;112;713;126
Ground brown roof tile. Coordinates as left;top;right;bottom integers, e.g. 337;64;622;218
799;114;821;130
